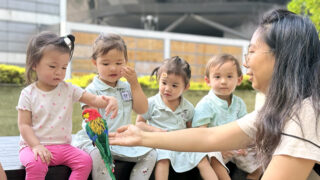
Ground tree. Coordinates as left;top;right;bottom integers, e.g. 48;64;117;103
287;0;320;33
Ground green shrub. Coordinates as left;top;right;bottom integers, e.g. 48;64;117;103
190;81;210;91
236;75;253;90
0;64;25;85
67;74;253;90
65;74;96;88
0;64;253;90
138;75;158;89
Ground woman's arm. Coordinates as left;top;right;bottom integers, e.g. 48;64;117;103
79;92;118;118
109;121;252;152
197;125;208;128
262;155;315;180
121;66;148;114
196;123;238;158
136;115;166;132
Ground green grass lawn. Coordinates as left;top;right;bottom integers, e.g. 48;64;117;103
0;85;256;136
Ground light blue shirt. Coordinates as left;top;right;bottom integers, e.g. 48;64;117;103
192;90;247;127
142;93;194;131
142;93;207;172
81;76;133;132
72;75;152;157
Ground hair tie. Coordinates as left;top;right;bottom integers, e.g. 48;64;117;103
66;34;75;43
61;34;75;61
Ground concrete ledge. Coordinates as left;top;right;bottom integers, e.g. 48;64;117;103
0;136;250;179
0;136;203;179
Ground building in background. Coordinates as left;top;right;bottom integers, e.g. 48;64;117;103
67;0;289;39
0;0;64;65
67;23;248;81
0;0;289;81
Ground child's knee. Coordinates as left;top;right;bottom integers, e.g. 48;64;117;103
156;159;170;167
81;153;93;167
73;152;93;170
146;150;157;163
210;157;220;165
25;159;48;175
74;153;92;176
198;157;210;167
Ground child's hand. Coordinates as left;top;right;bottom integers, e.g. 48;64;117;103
221;150;237;159
32;144;52;164
236;149;247;156
102;96;118;119
121;66;138;85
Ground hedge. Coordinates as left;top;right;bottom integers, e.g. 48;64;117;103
67;74;253;91
0;64;253;90
0;64;25;85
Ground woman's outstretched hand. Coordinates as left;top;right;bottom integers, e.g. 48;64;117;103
109;124;143;146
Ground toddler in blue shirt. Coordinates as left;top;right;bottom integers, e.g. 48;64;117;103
193;54;262;180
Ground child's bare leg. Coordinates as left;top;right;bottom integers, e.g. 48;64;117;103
197;157;218;180
0;163;7;180
211;157;231;180
246;167;263;180
155;159;170;180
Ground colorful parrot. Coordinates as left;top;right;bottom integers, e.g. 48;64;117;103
82;108;116;180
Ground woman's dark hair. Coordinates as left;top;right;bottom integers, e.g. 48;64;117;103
25;31;75;84
255;9;320;168
151;56;191;87
92;33;127;61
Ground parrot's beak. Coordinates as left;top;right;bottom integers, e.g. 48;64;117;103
83;112;90;122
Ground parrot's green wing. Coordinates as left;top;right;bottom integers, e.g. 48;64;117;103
101;118;113;166
85;125;96;144
86;122;116;180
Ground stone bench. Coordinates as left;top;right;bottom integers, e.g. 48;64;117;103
0;136;134;180
0;136;248;180
0;136;204;179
